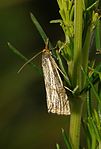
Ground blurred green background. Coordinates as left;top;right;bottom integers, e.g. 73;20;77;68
0;0;70;149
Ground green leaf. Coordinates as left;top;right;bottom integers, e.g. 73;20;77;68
96;20;101;50
50;19;62;24
82;120;91;149
8;42;42;75
56;143;60;149
56;50;71;86
85;1;99;12
30;13;52;49
81;66;101;103
61;128;72;149
87;89;92;117
92;111;101;141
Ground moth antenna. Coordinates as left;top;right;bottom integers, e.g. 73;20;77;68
18;38;50;73
45;38;49;49
18;50;42;73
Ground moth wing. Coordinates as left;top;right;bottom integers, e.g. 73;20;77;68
42;52;70;115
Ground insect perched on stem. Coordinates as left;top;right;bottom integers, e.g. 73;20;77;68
18;40;70;115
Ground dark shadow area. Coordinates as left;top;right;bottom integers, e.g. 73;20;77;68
0;0;69;149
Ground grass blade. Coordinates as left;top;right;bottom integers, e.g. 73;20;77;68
81;66;100;103
30;13;52;48
96;20;101;50
56;143;60;149
8;42;42;75
62;128;72;149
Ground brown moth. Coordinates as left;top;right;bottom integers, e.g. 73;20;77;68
42;43;70;115
18;41;70;115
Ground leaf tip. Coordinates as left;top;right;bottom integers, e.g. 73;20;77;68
7;42;10;46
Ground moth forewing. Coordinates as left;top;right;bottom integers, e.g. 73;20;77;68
42;47;70;115
18;41;70;115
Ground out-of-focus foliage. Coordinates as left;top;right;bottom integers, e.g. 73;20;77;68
0;0;30;8
0;1;69;149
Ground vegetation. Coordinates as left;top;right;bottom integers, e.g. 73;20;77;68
8;0;101;148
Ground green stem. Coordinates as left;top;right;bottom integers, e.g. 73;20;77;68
81;26;91;88
99;141;101;149
72;0;83;91
69;96;84;149
92;136;96;149
96;20;101;50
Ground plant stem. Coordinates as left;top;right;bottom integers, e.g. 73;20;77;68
69;96;85;149
92;136;96;149
72;0;83;91
81;26;91;88
99;141;101;149
96;20;101;50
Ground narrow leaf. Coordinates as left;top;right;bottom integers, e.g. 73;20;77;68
30;13;52;48
56;143;60;149
81;66;100;103
8;42;42;75
61;128;72;149
96;20;101;50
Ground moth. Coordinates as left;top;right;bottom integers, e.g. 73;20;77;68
18;41;70;115
42;43;70;115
